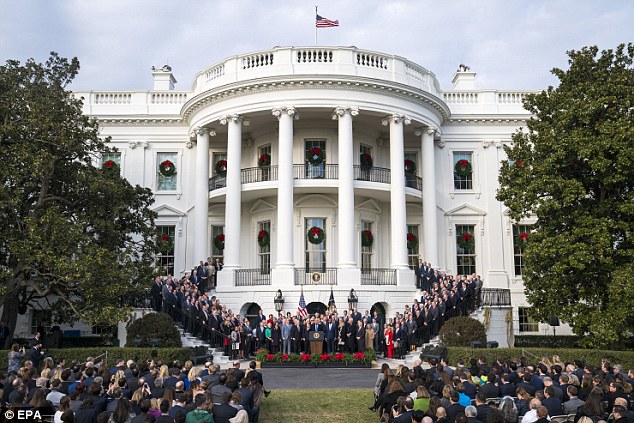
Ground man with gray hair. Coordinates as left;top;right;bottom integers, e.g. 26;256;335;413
522;399;548;423
465;405;480;423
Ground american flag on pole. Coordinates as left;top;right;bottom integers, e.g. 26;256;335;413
298;288;308;317
316;14;339;28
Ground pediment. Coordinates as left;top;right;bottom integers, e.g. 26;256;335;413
250;199;276;213
356;199;381;213
152;203;186;217
444;203;487;216
294;194;337;207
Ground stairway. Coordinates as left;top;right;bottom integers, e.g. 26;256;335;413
176;327;231;365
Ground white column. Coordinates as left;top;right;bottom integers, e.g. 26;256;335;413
333;106;359;268
220;114;245;270
418;127;439;267
193;127;210;262
383;114;411;269
272;106;298;269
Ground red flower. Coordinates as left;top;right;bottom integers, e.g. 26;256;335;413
320;354;332;362
334;353;345;361
462;233;472;242
266;354;275;361
301;353;311;362
353;352;365;360
217;234;225;241
519;233;529;241
161;234;170;242
281;354;289;361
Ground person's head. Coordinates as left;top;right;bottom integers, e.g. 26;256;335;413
416;385;430;399
112;398;132;423
218;373;227;385
544;386;555;398
613;405;627;421
60;409;76;423
465;406;477;418
475;392;486;405
402;396;414;411
450;391;460;404
436;407;447;419
59;395;71;412
529;399;542;411
411;410;425;423
11;343;19;352
536;406;549;420
159;399;170;414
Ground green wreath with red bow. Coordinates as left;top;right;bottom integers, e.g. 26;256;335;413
404;159;416;175
214;233;225;250
360;153;373;169
307;226;325;244
159;160;176;177
306;147;324;165
515;232;529;247
257;230;270;247
258;153;271;168
215;160;227;175
457;232;475;250
361;230;374;247
406;232;418;250
158;234;173;253
454;159;472;177
102;160;119;176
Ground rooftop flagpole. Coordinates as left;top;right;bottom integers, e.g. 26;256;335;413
315;5;318;46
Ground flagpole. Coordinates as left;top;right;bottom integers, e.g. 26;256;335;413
314;5;318;46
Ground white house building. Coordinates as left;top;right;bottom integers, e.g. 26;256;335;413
56;46;564;344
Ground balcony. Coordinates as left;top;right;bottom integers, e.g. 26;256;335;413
294;268;338;285
479;288;512;307
293;164;338;180
360;268;397;285
235;269;271;286
242;166;278;184
354;165;390;184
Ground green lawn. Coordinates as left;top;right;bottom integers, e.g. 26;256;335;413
259;388;377;422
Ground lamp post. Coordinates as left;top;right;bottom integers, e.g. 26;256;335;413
347;288;358;311
274;289;285;313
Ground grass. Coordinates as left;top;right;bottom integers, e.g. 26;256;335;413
258;388;377;422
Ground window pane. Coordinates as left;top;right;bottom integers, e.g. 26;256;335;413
305;139;326;178
102;152;121;175
211;225;225;260
456;224;476;275
518;307;539;332
258;221;271;274
156;225;176;276
407;224;420;270
361;221;373;271
305;217;326;271
453;152;473;190
513;224;531;276
157;152;177;191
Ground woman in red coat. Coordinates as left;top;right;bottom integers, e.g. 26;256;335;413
385;326;395;359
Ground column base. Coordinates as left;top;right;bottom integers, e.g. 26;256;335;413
337;268;361;287
485;270;509;289
271;268;295;287
216;270;234;293
396;269;416;288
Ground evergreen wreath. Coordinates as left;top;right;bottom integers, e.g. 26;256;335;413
515;232;529;247
257;230;270;247
159;160;176;177
158;234;173;253
360;153;373;168
215;160;227;175
307;226;325;244
361;230;374;247
406;232;418;250
457;232;475;250
404;159;416;175
258;153;271;168
306;147;324;165
214;233;225;250
102;160;119;175
454;159;472;177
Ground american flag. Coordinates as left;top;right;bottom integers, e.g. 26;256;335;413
316;14;339;28
298;290;308;317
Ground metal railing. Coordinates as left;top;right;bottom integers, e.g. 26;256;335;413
294;268;338;285
353;166;391;184
293;164;338;179
235;268;272;286
480;288;512;307
360;268;397;285
241;166;278;184
405;175;423;190
209;174;227;191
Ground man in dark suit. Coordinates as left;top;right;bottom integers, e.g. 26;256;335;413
475;393;493;422
212;258;223;288
479;373;501;399
356;320;366;352
196;261;208;292
213;392;238;423
516;373;537;396
499;374;516;397
291;319;302;353
394;397;415;423
325;317;337;353
459;373;477;400
446;391;466;423
542;386;564;417
151;276;163;312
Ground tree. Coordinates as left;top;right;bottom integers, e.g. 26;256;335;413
0;53;158;346
497;44;634;347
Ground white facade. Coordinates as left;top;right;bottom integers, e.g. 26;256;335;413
69;47;562;338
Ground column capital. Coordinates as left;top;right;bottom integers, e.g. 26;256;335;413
381;114;411;126
414;126;439;137
272;106;299;120
193;126;209;136
331;106;359;120
220;114;250;126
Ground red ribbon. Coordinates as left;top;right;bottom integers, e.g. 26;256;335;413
519;233;529;241
462;233;472;241
311;227;321;237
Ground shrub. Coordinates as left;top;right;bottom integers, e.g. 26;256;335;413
126;312;181;347
438;317;486;347
514;335;582;348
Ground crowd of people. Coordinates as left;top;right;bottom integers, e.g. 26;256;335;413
152;257;483;361
369;355;634;423
3;343;268;423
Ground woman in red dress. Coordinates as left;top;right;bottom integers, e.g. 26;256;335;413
385;326;395;359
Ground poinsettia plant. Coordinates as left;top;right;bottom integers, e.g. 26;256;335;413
307;226;325;244
361;230;374;247
454;159;472;177
214;233;225;250
159;160;176;177
457;232;475;250
306;147;324;165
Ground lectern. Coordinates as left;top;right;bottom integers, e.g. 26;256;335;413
309;331;324;354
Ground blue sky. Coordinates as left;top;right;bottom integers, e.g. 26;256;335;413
1;0;631;91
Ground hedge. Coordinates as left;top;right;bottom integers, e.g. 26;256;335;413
443;347;634;370
513;336;581;348
0;347;191;372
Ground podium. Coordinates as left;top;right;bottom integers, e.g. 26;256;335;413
309;331;324;354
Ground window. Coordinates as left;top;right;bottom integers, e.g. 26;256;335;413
361;221;373;271
157;152;177;191
258;145;272;181
156;225;176;276
456;224;476;275
513;224;532;276
211;152;227;189
31;309;52;335
407;224;420;270
453;152;473;190
102;152;121;175
518;307;539;332
358;144;373;181
305;139;326;178
305;217;326;271
211;225;225;261
404;152;418;189
258;221;271;274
